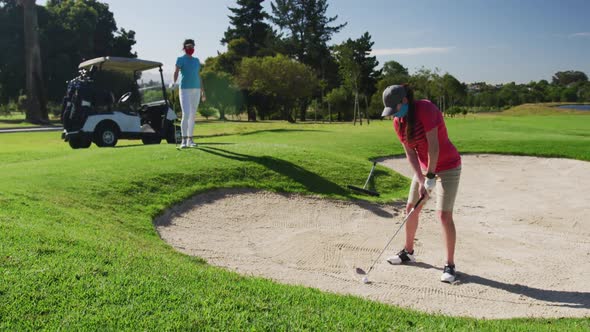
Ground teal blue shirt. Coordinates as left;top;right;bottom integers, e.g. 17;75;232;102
176;55;201;89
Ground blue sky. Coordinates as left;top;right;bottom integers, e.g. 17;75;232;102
39;0;590;84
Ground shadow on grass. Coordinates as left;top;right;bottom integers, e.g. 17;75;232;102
192;128;327;139
238;128;327;136
196;146;394;218
196;142;236;146
411;262;590;309
113;142;236;149
114;144;146;149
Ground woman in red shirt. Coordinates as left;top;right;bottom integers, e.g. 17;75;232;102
382;84;462;283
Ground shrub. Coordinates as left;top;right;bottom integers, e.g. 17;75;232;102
199;106;218;120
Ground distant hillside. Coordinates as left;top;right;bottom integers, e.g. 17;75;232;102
502;103;590;115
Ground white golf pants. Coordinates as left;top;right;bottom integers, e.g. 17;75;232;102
179;88;200;139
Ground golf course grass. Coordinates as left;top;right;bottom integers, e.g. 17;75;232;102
0;114;61;129
1;110;589;330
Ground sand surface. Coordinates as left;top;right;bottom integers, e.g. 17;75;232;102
155;154;590;318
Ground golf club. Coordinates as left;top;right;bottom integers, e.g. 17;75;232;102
356;194;426;284
168;86;183;151
347;161;380;196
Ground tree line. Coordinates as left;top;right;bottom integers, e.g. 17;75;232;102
0;0;136;123
2;0;589;124
181;0;590;122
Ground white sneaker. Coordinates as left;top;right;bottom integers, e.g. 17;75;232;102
386;248;416;265
179;142;188;149
188;140;197;148
440;264;456;283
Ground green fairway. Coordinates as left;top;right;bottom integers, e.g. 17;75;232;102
0;114;61;129
1;113;589;330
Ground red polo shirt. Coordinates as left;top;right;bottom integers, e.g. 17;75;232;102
394;100;461;172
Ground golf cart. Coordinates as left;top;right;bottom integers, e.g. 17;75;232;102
61;56;179;149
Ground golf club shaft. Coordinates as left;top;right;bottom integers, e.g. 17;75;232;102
365;195;425;275
363;162;378;189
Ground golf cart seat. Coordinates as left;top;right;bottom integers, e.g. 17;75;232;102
96;89;116;112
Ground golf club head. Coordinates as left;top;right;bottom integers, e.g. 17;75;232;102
355;267;367;275
347;185;380;197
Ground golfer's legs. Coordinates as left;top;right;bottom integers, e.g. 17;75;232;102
188;89;201;138
439;210;456;265
179;89;191;137
180;88;198;138
436;166;461;212
435;166;461;265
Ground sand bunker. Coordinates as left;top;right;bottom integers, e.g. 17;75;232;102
155;155;590;318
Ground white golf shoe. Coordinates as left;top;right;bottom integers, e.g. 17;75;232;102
440;264;456;283
386;248;416;265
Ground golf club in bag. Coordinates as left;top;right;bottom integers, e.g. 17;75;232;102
168;85;183;150
355;194;426;283
347;162;380;196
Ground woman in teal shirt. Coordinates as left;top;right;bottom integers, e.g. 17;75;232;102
172;39;206;148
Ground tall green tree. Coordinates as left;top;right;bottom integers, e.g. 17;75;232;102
18;0;48;124
334;39;361;102
410;67;443;101
209;38;250;75
206;38;260;121
0;0;26;104
525;80;549;103
42;0;136;102
325;86;351;121
382;60;409;82
236;55;317;122
440;73;466;110
200;69;244;121
333;32;380;123
270;0;346;67
552;70;588;86
0;0;137;106
270;0;345;120
577;82;590;102
218;1;278;121
221;0;275;57
354;32;380;99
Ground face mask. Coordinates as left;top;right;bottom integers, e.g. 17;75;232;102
185;48;194;56
394;104;409;118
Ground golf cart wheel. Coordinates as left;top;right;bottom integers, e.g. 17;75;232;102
68;136;92;149
141;136;161;145
94;122;119;147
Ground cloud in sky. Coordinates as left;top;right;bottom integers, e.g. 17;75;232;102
569;32;590;38
370;47;455;56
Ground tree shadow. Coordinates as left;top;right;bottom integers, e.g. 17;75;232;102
114;144;146;149
196;142;235;146
197;146;394;218
113;142;235;149
238;128;327;136
192;129;325;139
409;262;590;309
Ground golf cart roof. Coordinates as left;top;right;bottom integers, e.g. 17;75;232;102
79;57;163;72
